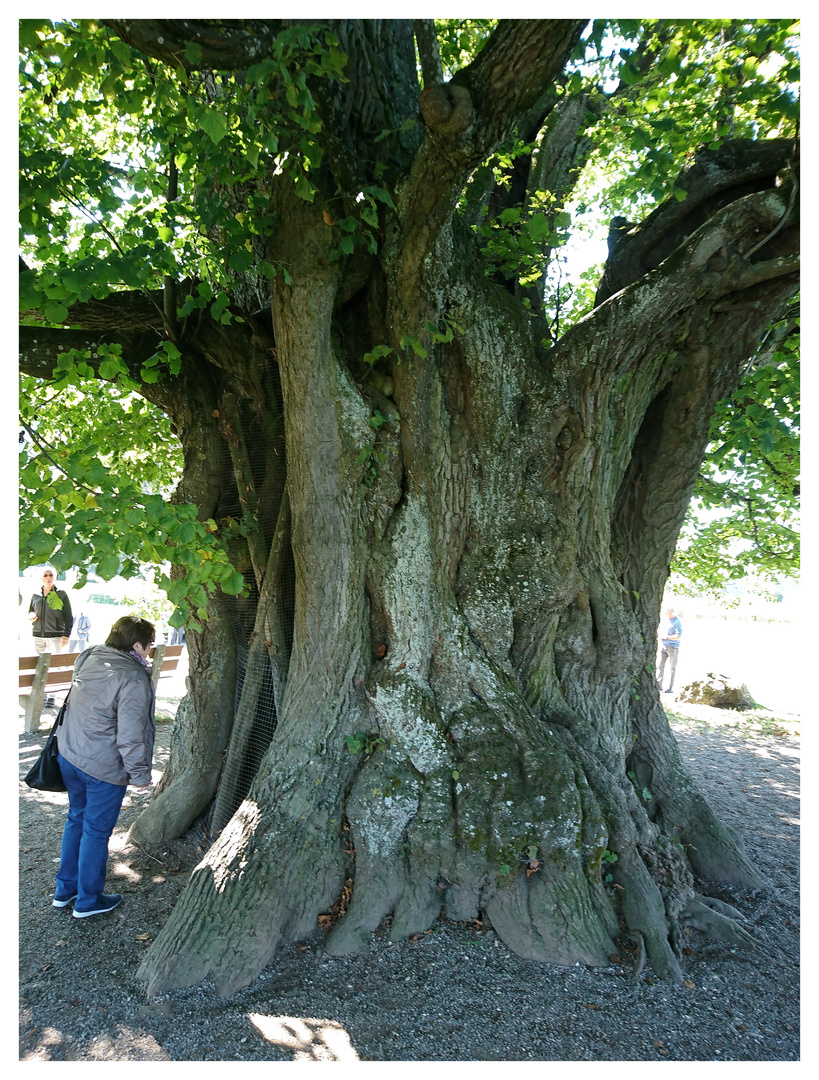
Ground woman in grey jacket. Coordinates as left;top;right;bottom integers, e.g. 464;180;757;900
54;616;156;918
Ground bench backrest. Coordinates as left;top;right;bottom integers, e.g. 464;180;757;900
19;644;185;690
19;652;81;692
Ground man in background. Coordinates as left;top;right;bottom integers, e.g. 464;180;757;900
69;610;91;652
657;606;682;694
29;567;73;654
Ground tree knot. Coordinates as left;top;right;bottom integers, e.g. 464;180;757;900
420;82;474;137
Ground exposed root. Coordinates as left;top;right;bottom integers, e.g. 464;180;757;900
680;895;762;956
695;894;745;921
324;753;421;956
613;850;683;983
138;671;776;997
137;760;353;997
328;710;625;969
630;930;647;980
682;894;796;968
632;700;765;890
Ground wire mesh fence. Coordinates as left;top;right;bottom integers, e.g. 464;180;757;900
207;365;295;835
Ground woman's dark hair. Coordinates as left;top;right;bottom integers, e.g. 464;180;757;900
106;615;155;652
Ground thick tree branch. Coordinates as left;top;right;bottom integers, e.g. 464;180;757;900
596;138;799;305
21;288;167;334
453;20;586;150
19;325;157;379
19;324;177;414
711;252;799;298
101;19;282;71
413;20;443;87
552;175;800;644
396;20;586;314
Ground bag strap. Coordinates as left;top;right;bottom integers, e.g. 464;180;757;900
54;688;71;729
44;711;62;742
43;692;70;744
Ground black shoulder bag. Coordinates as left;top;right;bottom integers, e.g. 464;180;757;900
24;695;68;792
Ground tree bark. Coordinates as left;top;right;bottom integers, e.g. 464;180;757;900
135;166;796;996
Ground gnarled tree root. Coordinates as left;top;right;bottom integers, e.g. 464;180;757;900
136;696;772;997
680;895;764;956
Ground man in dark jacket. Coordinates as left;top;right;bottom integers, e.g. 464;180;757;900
28;566;73;653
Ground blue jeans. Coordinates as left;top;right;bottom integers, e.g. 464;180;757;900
56;754;126;909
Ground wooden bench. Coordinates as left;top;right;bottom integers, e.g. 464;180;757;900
19;644;185;733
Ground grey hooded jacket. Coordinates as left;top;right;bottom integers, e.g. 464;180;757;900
59;645;155;786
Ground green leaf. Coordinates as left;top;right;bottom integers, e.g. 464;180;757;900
42;301;68;324
220;570;247;596
525;215;552;242
400;335;428;359
198;109;229;145
98;358;123;380
365;186;395;209
96;554;121;579
294;174;316;202
227;247;254;272
363;344;393;366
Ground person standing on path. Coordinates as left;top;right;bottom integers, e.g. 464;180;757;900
53;615;156;918
28;567;73;654
657;606;682;694
68;610;91;652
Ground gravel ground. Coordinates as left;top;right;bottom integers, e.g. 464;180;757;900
18;694;800;1062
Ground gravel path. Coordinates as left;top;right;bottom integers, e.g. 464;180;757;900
18;699;800;1062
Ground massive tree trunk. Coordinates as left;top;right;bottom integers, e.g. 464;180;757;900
134;172;795;996
20;19;798;998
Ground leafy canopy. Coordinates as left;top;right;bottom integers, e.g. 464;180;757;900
578;18;799;214
671;309;799;595
18;18;347;625
19;364;247;627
